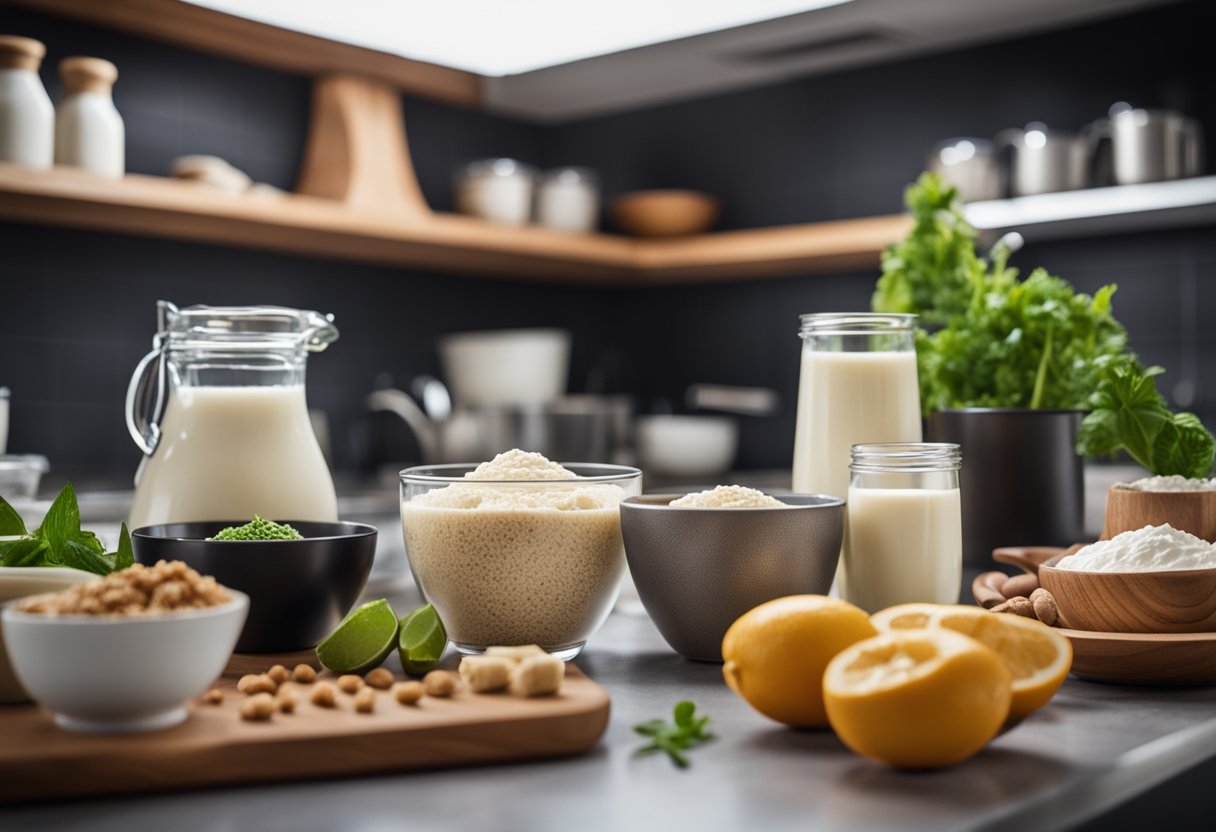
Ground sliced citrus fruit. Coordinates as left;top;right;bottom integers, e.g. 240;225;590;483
721;595;877;728
315;598;399;674
823;630;1012;769
870;603;964;632
929;606;1071;720
398;602;448;676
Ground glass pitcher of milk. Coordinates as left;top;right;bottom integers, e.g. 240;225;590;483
791;313;922;593
126;301;340;528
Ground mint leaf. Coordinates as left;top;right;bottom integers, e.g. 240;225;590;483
0;496;28;536
35;482;82;560
0;538;49;568
113;523;134;571
633;702;714;769
58;538;115;576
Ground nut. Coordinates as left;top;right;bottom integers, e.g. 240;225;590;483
423;670;457;698
267;664;291;685
291;663;317;683
1002;573;1040;599
240;692;275;721
364;668;394;690
974;572;1008;609
310;682;337;708
354;687;376;713
202;688;223;705
337;674;363;694
1031;588;1059;626
459;656;513;693
992;596;1036;619
237;673;277;695
393;680;424;705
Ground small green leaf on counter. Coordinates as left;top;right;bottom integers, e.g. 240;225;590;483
634;701;714;769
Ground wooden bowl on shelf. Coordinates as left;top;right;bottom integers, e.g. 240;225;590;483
610;190;720;238
1102;486;1216;542
1039;556;1216;634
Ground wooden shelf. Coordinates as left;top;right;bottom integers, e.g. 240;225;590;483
0;162;910;284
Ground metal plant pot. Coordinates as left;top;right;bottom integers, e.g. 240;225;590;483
927;408;1085;568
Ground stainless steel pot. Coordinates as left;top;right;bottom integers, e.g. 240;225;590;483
927;138;1002;202
998;123;1087;196
1106;104;1204;185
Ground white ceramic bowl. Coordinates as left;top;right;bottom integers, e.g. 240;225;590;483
636;415;738;478
2;590;248;733
0;566;99;704
439;329;570;407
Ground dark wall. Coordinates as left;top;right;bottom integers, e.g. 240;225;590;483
1;2;1213;481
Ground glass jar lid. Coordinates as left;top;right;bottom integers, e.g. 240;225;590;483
798;313;916;337
154;301;338;353
850;442;961;473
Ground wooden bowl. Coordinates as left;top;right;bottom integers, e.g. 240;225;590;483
1039;557;1216;634
1062;628;1216;686
610;190;720;237
1102;485;1216;542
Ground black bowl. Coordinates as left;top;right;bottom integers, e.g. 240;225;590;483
132;521;377;653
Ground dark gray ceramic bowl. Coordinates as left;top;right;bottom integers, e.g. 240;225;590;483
621;494;843;662
131;521;376;653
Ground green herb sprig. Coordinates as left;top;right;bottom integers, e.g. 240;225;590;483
1077;361;1215;479
634;701;714;768
0;482;134;576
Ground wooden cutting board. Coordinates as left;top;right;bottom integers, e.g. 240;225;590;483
0;651;610;804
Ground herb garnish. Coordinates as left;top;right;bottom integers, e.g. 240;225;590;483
0;482;134;576
634;701;714;768
1077;361;1215;479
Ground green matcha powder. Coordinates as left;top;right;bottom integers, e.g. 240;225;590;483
210;514;303;541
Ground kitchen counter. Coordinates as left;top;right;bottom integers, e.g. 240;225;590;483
3;582;1215;832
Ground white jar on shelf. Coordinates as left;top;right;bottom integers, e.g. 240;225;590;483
55;56;124;178
454;158;536;226
536;167;599;233
0;35;54;169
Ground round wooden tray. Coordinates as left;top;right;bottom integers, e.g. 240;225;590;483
978;545;1216;686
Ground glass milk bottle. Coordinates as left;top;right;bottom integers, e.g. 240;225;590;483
0;36;53;168
55;56;124;178
844;443;963;613
791;313;922;594
127;301;339;528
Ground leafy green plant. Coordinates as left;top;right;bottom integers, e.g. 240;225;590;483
634;700;714;768
1077;361;1215;479
0;482;134;575
872;172;988;327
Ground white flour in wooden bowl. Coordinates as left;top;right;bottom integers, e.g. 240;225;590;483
1118;475;1216;493
1058;524;1216;572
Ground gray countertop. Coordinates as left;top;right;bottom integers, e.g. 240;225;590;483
3;580;1216;832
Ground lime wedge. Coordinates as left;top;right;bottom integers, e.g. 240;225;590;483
316;599;399;674
398;603;447;676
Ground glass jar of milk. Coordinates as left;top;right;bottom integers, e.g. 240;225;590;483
791;313;922;593
126;301;340;528
844;443;962;613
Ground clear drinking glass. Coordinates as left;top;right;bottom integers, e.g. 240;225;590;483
400;462;642;660
844;443;963;613
126;301;339;528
